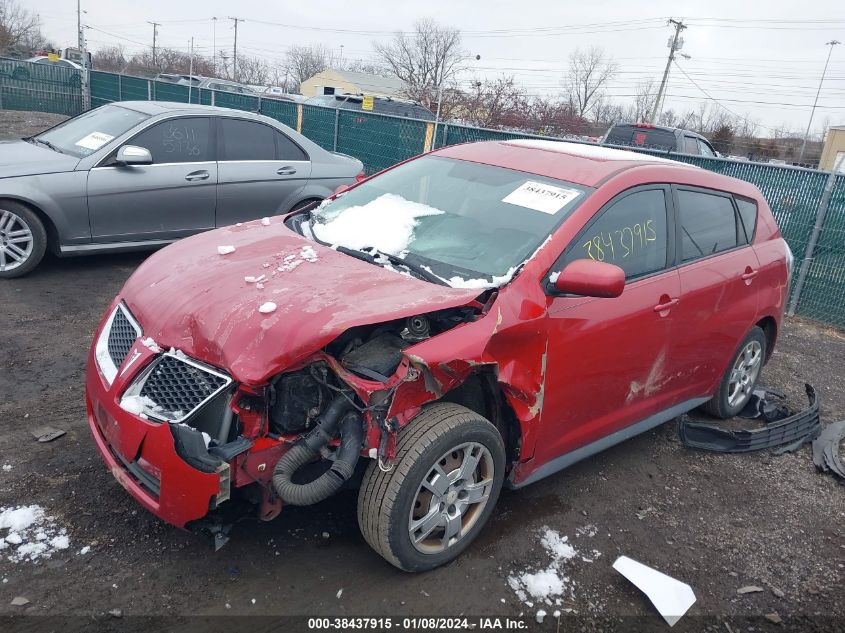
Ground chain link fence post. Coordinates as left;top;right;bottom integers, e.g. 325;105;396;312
81;66;91;110
333;108;340;152
787;169;838;316
118;74;123;101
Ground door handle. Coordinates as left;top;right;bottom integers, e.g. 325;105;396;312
276;167;297;176
741;269;759;281
653;298;679;312
185;170;210;181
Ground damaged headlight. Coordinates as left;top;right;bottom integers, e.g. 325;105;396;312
94;302;142;386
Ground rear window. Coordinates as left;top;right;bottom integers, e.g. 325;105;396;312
735;197;758;244
676;189;739;261
606;125;676;151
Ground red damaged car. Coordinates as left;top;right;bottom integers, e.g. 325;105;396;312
87;140;792;571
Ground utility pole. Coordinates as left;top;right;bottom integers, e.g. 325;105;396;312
148;22;160;67
212;17;217;77
188;37;195;101
798;39;840;165
77;0;89;109
229;17;242;81
650;18;686;124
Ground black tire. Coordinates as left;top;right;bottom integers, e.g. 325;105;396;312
357;403;506;572
701;326;767;419
289;198;323;213
0;201;47;279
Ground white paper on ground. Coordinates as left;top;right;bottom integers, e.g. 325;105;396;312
502;180;581;215
74;131;114;150
612;556;696;627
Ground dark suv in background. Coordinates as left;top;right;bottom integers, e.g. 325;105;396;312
603;123;719;157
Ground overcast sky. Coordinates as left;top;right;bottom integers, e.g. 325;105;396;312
32;0;845;136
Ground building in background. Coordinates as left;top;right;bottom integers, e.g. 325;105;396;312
299;69;405;99
819;126;845;173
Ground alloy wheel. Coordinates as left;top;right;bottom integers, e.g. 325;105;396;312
0;209;34;273
727;340;763;408
408;442;495;554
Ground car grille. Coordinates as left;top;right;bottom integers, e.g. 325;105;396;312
134;354;231;422
107;307;139;367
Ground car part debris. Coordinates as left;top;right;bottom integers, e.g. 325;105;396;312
736;585;764;594
738;387;790;422
613;556;696;627
30;426;66;442
679;384;819;453
811;419;845;481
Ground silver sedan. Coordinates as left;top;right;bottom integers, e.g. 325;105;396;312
0;101;364;277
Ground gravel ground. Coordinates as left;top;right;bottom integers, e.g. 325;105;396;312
0;111;843;632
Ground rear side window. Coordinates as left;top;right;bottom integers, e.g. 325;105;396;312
735;197;758;244
698;139;717;157
129;117;211;163
219;118;275;161
606;125;676;151
676;189;739;261
683;136;698;154
562;189;669;279
275;131;308;161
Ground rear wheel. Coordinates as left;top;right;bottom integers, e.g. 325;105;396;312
702;326;767;419
0;202;47;279
357;403;505;572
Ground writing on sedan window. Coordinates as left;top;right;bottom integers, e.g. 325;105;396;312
582;218;657;262
162;124;202;157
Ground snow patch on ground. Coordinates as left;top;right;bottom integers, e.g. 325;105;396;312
2;465;10;472
312;193;443;255
0;505;70;562
508;526;597;617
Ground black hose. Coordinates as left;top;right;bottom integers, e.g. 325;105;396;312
272;396;364;506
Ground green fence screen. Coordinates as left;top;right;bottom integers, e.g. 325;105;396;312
1;58;83;116
2;61;844;327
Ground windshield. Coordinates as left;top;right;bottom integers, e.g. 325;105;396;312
307;156;591;287
35;104;149;158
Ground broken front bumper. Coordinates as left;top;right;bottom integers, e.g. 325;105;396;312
679;384;820;453
86;350;224;528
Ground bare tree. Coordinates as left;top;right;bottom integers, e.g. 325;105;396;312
564;47;617;118
285;44;333;92
455;76;534;129
373;18;467;108
92;45;129;73
0;0;50;55
125;48;215;78
626;80;657;123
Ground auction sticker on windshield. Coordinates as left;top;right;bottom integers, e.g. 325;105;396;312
502;180;581;215
75;131;115;151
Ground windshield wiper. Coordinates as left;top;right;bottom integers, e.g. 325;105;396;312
29;137;64;154
337;245;448;286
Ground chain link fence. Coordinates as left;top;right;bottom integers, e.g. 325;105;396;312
0;58;83;116
2;61;843;328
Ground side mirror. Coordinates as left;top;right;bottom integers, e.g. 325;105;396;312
550;259;625;298
332;184;351;197
116;145;152;166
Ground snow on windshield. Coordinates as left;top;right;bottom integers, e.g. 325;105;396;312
312;193;444;256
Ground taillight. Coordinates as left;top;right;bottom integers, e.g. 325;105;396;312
355;170;366;183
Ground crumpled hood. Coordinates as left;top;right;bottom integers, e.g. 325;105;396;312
0;140;80;178
121;220;482;384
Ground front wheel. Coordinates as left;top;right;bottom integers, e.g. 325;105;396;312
702;326;767;419
357;403;505;572
0;202;47;278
